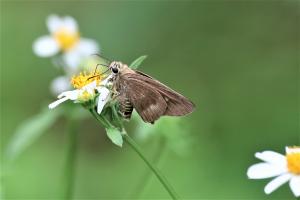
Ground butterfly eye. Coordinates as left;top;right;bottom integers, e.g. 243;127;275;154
112;67;119;74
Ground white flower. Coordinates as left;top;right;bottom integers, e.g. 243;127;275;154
49;73;112;114
33;14;99;68
247;146;300;197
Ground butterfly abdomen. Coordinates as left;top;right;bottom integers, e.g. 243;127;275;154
119;97;133;120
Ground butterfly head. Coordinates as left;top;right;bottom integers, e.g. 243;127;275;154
109;61;124;74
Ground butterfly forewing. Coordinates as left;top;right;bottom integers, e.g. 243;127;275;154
117;71;195;123
134;70;195;115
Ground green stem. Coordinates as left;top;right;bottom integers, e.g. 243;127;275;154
63;117;79;200
123;134;179;200
90;106;179;199
130;137;167;198
89;108;110;128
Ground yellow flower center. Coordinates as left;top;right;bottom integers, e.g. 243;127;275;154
54;28;80;51
71;72;101;89
78;90;93;101
286;152;300;175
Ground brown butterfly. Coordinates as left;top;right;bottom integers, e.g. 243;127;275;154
104;61;195;124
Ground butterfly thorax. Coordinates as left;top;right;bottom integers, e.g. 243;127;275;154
111;64;135;120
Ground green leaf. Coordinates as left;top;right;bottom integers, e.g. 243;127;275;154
5;108;62;162
105;128;123;147
129;55;147;69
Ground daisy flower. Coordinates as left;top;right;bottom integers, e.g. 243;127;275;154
247;146;300;197
33;14;99;69
49;71;111;114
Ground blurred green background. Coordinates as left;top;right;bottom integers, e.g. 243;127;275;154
1;1;299;199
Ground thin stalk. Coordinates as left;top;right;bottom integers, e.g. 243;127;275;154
63;117;79;200
90;106;179;199
123;134;179;200
130;137;167;198
89;108;110;128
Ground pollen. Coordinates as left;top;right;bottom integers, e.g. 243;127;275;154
78;90;93;101
71;71;101;89
286;148;300;175
54;28;80;51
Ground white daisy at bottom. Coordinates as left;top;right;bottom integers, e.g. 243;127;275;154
49;72;111;114
247;146;300;197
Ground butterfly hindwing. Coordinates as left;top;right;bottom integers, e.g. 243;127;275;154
117;75;167;123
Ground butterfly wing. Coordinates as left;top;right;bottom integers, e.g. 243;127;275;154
118;71;195;123
117;76;167;123
133;71;195;116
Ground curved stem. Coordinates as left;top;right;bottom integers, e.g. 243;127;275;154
130;137;167;198
63;117;79;200
89;108;110;128
90;106;179;199
123;134;179;200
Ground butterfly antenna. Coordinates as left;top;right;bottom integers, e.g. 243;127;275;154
93;63;110;74
88;65;110;80
93;64;100;75
100;68;110;75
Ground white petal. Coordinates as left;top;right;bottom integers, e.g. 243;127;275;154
289;176;300;197
97;87;110;114
247;163;287;179
286;146;300;154
58;90;79;100
83;80;97;90
62;39;99;69
101;75;113;86
76;38;99;55
47;14;63;33
264;173;291;194
50;76;71;95
255;151;286;164
63;50;82;69
48;96;69;109
79;85;96;99
33;36;59;57
62;16;78;33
